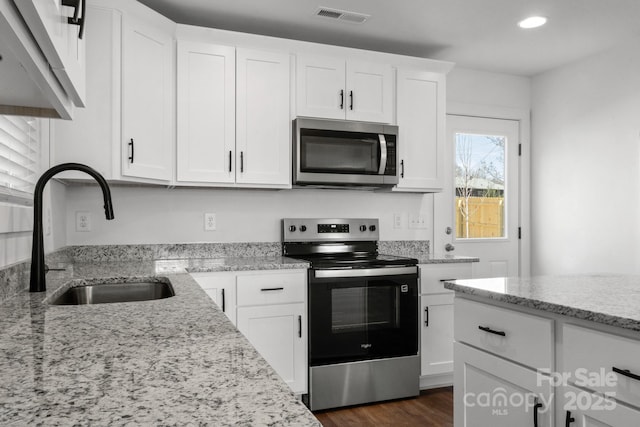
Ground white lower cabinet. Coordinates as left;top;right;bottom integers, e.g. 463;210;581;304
454;342;553;427
419;263;472;388
191;269;307;394
190;272;236;324
421;293;454;377
237;303;306;394
559;385;640;427
453;296;640;427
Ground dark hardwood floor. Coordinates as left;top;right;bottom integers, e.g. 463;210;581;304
313;387;453;427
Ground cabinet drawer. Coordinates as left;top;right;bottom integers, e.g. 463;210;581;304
559;385;640;427
454;298;554;369
563;324;640;408
420;263;472;294
237;270;306;306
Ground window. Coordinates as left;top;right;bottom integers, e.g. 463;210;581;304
0;115;42;203
455;132;506;239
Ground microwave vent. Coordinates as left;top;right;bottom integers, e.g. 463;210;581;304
315;7;370;24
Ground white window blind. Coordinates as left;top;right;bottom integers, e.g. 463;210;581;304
0;115;41;203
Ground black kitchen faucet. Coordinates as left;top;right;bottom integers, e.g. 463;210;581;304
29;163;114;292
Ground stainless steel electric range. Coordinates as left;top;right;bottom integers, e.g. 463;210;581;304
282;218;420;411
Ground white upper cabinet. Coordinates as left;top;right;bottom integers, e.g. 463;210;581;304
395;69;446;191
236;48;290;186
13;0;87;107
121;10;173;182
176;42;235;184
175;38;290;188
296;55;393;123
52;0;174;183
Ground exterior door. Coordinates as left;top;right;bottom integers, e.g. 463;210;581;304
435;115;520;278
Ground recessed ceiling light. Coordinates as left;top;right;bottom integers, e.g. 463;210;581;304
518;16;547;29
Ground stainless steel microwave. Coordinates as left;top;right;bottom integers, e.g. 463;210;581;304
293;118;399;187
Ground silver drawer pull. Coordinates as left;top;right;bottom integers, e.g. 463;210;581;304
260;287;284;292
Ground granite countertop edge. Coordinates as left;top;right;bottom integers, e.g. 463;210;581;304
444;277;640;333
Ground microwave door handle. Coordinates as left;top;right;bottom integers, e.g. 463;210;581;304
378;134;387;175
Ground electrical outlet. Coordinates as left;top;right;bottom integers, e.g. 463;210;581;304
75;211;91;232
204;213;216;231
393;213;405;229
408;214;428;229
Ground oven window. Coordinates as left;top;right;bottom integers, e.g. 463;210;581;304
300;129;380;174
331;285;399;333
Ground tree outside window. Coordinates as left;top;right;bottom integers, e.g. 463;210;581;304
455;133;505;239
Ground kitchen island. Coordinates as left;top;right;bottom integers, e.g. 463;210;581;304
0;256;319;426
446;275;640;427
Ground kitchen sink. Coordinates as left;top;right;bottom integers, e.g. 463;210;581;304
49;281;175;305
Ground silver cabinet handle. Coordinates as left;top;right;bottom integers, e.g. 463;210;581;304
378;134;387;175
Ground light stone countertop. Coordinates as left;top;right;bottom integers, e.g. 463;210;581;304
444;275;640;332
0;257;319;426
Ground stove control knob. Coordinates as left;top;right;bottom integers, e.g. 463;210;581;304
300;225;307;232
359;225;367;232
289;225;296;232
369;225;376;232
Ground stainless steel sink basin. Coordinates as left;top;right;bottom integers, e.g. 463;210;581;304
49;281;175;305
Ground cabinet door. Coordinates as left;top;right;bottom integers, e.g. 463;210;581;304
559;385;640;427
14;0;86;106
121;14;173;182
454;342;553;427
345;61;392;123
237;303;306;394
396;69;446;191
176;42;235;183
295;55;345;120
421;294;454;377
190;272;236;325
236;49;290;187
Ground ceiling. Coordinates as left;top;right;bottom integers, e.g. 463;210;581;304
138;0;640;76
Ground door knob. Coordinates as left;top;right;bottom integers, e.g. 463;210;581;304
445;243;455;252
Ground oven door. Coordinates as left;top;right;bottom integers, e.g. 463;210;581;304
308;266;418;366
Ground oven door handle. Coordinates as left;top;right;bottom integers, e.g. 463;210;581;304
378;134;387;175
314;266;416;278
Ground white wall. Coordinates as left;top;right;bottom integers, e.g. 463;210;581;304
447;67;531;109
531;36;640;275
65;186;432;244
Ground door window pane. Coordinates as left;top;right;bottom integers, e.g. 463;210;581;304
455;133;506;239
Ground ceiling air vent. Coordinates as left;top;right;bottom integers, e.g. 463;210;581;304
315;7;370;24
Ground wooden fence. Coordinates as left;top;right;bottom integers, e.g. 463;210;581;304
456;196;504;238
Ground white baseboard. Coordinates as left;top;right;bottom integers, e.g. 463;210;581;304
420;373;453;390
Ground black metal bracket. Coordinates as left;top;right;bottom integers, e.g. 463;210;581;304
62;0;86;39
